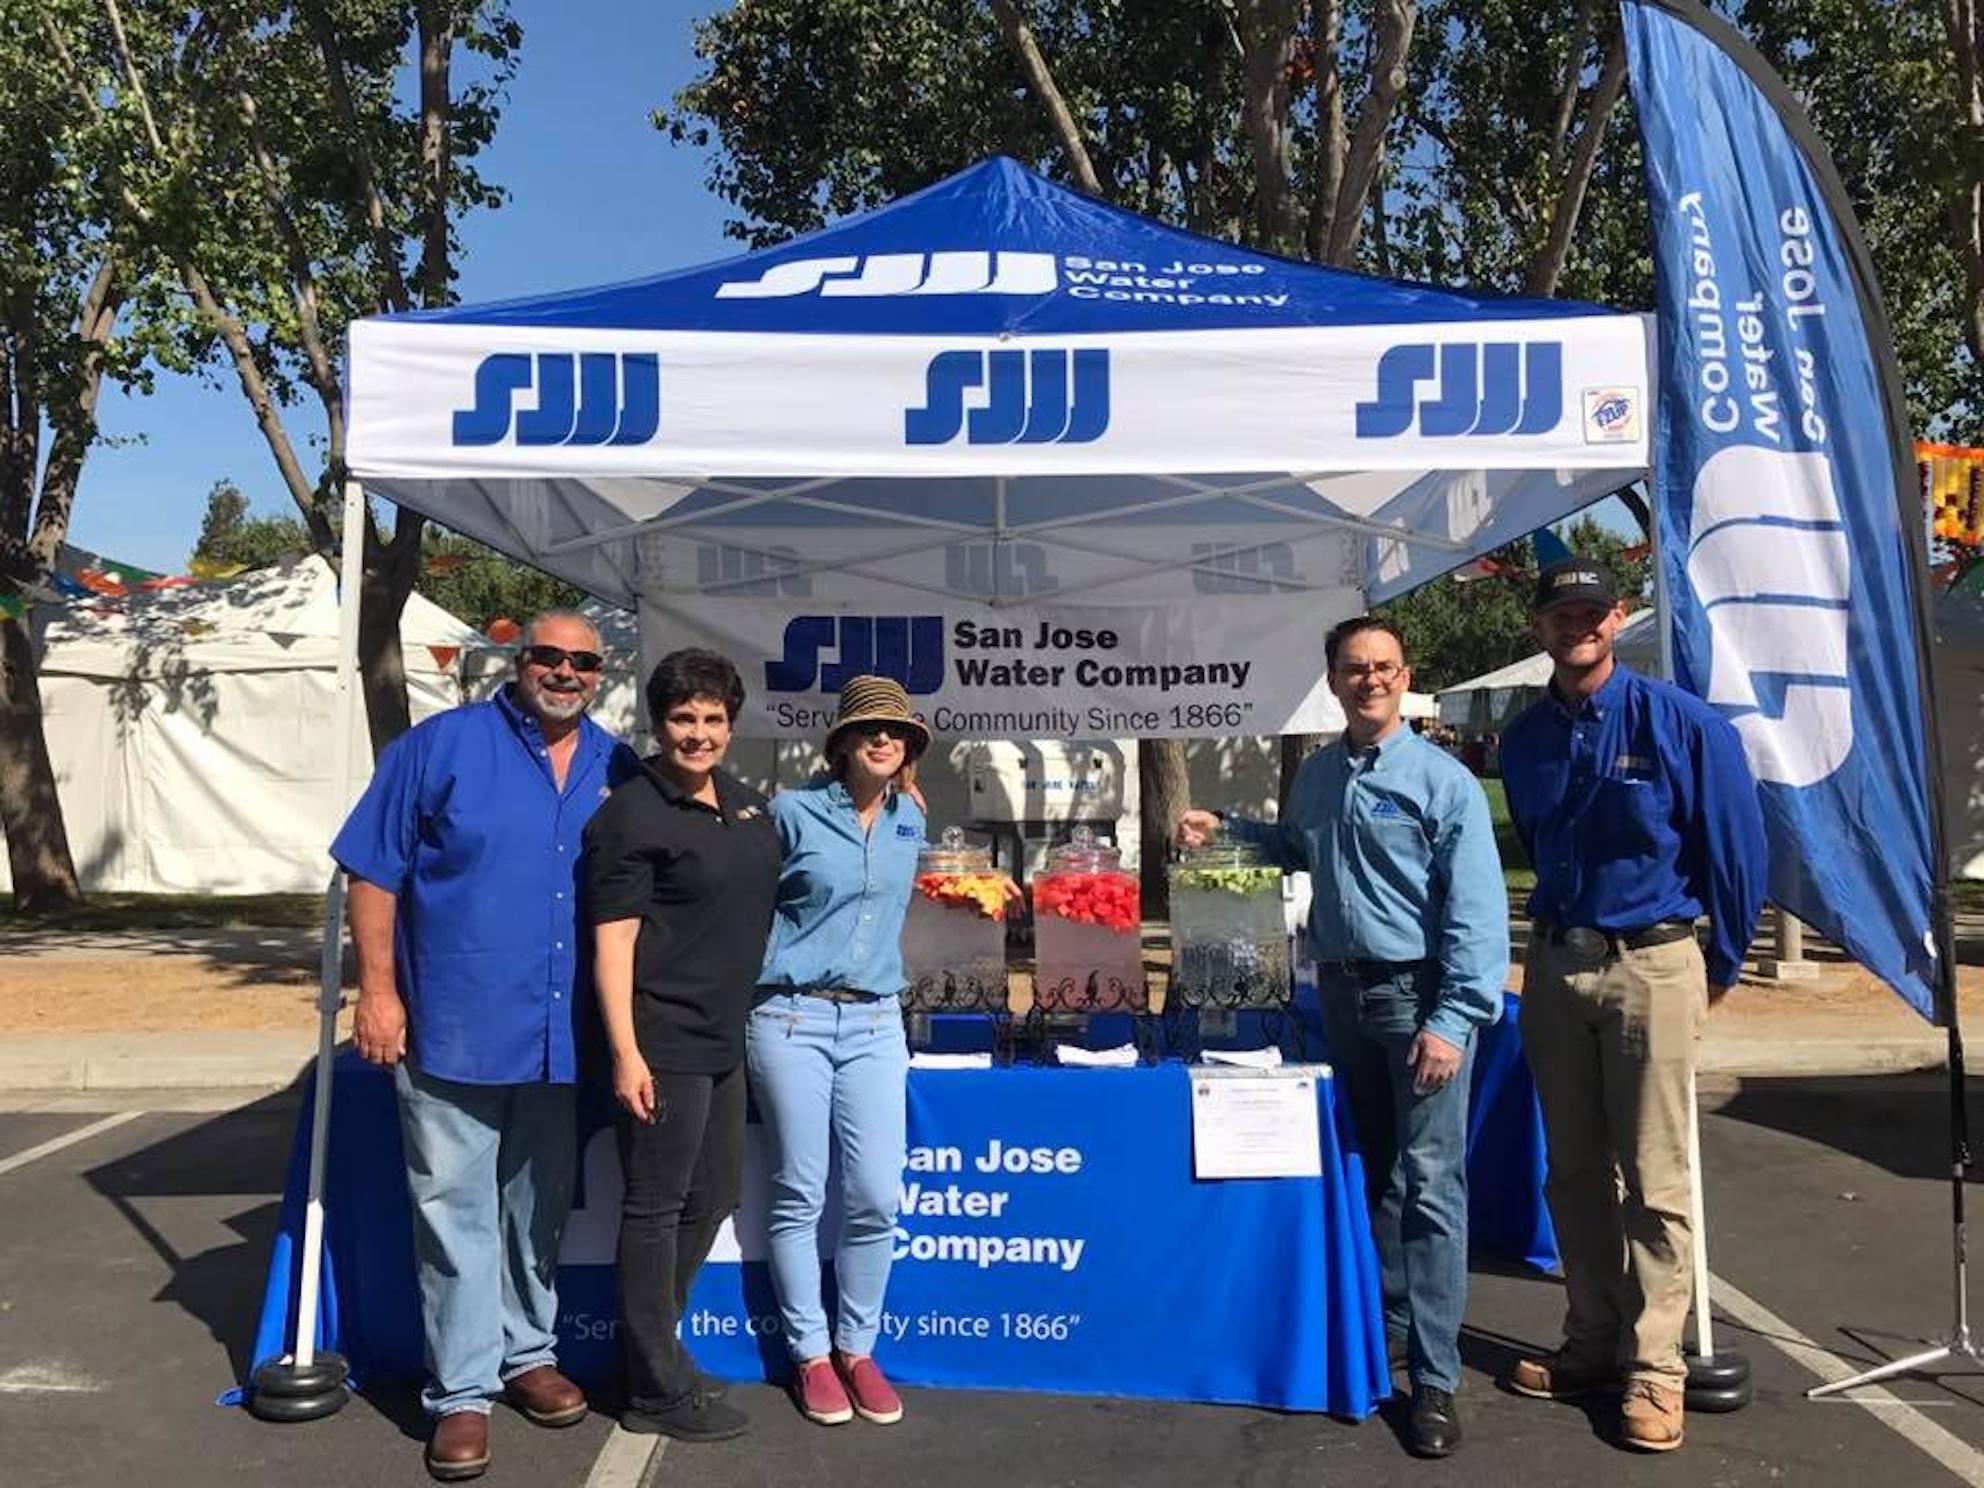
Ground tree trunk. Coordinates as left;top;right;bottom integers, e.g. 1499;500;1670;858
1278;732;1320;810
1138;738;1191;917
358;509;425;756
0;618;80;908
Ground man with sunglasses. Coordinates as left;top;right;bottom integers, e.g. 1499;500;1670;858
1177;615;1506;1458
333;610;637;1481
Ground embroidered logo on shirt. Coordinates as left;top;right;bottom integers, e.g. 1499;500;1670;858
896;823;921;839
1369;799;1404;818
736;805;765;821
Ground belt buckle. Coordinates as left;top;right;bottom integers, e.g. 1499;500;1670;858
1563;927;1611;963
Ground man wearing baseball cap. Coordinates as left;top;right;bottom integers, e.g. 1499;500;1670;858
1496;558;1766;1453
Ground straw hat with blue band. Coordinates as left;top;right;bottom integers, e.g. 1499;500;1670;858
825;675;931;759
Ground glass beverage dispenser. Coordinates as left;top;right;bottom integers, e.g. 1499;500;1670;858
1167;837;1289;1008
901;827;1009;1011
1031;826;1144;1011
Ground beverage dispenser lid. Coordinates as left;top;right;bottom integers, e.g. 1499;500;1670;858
918;825;991;873
1044;823;1121;873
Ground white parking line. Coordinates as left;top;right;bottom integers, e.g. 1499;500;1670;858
1710;1272;1984;1485
0;1112;142;1178
583;1426;663;1488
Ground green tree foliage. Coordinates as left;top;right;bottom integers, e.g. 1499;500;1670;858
417;532;583;632
190;480;312;570
49;0;522;754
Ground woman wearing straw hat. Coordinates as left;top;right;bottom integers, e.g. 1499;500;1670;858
747;675;937;1427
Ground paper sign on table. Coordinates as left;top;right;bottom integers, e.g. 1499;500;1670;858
1190;1066;1323;1180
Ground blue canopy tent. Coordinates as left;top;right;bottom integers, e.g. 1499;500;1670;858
267;158;1654;1412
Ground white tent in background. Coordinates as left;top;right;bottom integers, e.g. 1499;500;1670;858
9;557;480;895
1435;607;1661;730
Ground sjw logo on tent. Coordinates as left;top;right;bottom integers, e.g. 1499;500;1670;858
715;252;1058;299
764;615;945;695
452;352;660;446
1354;342;1563;438
906;349;1110;446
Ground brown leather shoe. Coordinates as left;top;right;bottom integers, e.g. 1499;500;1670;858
425;1411;491;1481
1506;1350;1619;1401
503;1364;588;1427
1620;1379;1685;1452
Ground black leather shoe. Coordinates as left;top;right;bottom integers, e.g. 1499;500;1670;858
1406;1384;1462;1458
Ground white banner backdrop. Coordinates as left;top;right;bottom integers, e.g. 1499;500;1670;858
641;594;1356;739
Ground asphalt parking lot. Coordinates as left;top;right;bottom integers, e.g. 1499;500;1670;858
3;1075;1983;1488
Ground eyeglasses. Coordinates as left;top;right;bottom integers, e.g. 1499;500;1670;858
1336;661;1403;682
522;644;603;674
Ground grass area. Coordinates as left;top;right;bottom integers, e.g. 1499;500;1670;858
0;892;324;932
1479;776;1536;892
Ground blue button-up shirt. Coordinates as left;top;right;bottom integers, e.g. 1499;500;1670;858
331;688;636;1084
1500;664;1767;987
758;780;926;996
1226;727;1509;1045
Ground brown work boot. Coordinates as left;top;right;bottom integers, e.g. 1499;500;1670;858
1505;1349;1619;1401
1620;1378;1685;1452
503;1364;588;1427
425;1410;491;1481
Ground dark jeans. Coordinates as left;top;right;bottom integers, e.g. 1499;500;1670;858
616;1063;747;1413
1320;965;1476;1393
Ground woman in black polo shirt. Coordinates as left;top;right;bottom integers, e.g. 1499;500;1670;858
583;649;782;1444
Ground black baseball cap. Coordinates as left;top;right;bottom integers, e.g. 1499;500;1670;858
1531;558;1619;613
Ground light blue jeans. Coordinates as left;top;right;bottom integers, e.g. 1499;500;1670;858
745;990;909;1362
393;1060;577;1417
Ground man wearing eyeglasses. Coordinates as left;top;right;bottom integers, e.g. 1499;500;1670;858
333;610;637;1481
1177;615;1506;1459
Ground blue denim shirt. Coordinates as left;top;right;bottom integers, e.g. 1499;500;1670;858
757;779;926;996
1225;727;1509;1046
1500;664;1767;986
331;688;637;1084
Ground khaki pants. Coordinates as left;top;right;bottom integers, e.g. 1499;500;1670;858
1520;931;1707;1387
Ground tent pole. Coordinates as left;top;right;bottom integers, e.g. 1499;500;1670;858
249;479;365;1421
1648;464;1749;1405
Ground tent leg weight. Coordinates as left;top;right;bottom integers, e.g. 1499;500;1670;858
248;1353;351;1422
1684;1349;1753;1413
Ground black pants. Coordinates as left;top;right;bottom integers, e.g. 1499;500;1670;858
616;1063;747;1412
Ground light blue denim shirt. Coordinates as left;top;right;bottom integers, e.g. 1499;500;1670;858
758;778;927;996
1225;727;1509;1045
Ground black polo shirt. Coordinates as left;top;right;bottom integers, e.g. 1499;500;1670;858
581;760;783;1073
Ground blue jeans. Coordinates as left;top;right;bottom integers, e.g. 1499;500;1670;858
745;990;909;1362
1319;966;1476;1394
393;1060;577;1417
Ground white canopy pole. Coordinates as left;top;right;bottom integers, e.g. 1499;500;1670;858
291;479;368;1371
1649;483;1718;1367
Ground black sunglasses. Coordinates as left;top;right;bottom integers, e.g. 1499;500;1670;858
522;644;603;674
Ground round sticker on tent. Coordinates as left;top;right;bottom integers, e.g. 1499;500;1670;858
1582;387;1641;444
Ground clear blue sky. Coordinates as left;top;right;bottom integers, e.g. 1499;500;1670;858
71;0;737;574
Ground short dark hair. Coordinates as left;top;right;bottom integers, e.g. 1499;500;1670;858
1325;615;1408;673
645;648;745;725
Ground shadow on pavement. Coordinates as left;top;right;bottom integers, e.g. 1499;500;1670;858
79;1083;304;1385
1708;1073;1983;1185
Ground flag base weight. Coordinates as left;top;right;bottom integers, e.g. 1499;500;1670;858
247;1352;350;1422
1685;1349;1752;1412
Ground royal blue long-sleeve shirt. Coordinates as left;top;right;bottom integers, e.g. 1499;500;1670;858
1499;664;1768;987
1224;726;1510;1046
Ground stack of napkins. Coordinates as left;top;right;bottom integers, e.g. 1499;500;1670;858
1200;1046;1284;1070
909;1051;994;1070
1054;1043;1139;1068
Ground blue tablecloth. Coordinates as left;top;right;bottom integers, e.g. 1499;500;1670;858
248;1056;1392;1417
